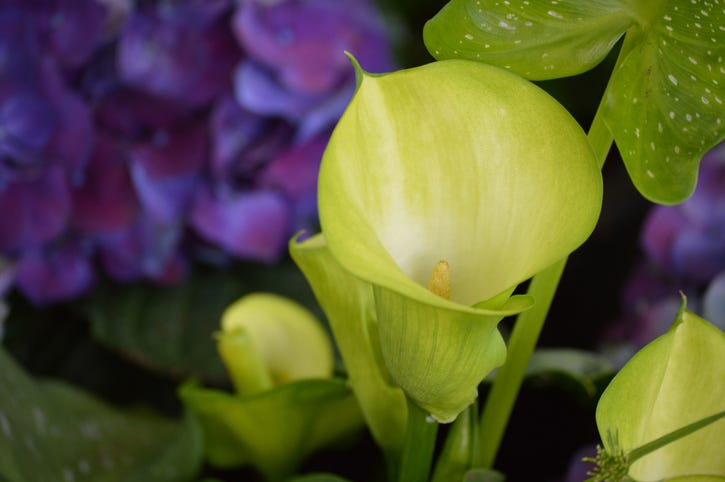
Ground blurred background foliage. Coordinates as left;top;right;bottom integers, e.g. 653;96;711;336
1;0;723;481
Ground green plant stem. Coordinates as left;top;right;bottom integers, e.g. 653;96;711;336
474;31;641;470
473;259;568;469
397;398;439;482
628;410;725;464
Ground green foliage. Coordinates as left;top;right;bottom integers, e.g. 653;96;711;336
462;468;506;482
425;0;725;203
84;263;317;381
287;475;355;482
523;348;615;399
424;0;628;80
431;403;478;482
0;347;202;482
179;378;364;481
602;0;725;204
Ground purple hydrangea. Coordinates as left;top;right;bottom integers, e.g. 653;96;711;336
0;0;395;304
605;143;725;363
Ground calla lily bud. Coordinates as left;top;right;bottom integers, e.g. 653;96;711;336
316;58;602;421
290;233;408;458
595;302;725;480
181;293;361;480
217;292;334;396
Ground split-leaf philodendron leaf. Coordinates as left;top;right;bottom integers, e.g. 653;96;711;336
424;0;725;204
316;58;602;422
595;306;725;480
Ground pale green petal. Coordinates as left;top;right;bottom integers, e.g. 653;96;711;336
666;477;725;482
374;285;529;422
219;293;334;391
290;234;408;456
596;310;725;480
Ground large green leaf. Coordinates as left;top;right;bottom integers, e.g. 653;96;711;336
523;348;614;399
424;0;630;80
603;2;725;203
84;263;317;381
0;346;202;482
424;0;725;203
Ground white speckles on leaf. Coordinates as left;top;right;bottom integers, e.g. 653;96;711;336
668;74;679;85
63;468;75;482
547;10;563;19
33;406;47;436
0;411;11;438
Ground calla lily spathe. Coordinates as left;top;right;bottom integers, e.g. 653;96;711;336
298;58;603;423
595;306;725;480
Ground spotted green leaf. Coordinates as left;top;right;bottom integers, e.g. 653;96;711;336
0;347;202;482
603;3;725;203
425;0;725;203
424;0;630;80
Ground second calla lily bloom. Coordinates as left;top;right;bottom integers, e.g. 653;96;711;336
314;58;603;422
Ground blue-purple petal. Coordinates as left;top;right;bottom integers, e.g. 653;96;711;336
190;187;289;263
0;167;70;252
15;242;95;305
71;136;138;235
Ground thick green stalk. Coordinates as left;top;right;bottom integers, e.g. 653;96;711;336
397;398;439;482
474;31;640;470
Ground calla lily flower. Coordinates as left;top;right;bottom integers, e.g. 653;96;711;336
290;233;408;460
595;304;725;481
308;58;602;422
180;293;363;480
217;292;335;395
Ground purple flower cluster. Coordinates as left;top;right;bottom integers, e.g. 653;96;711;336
606;142;725;362
0;0;393;304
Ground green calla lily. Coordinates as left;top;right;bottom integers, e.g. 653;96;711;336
180;293;364;480
217;292;334;395
290;233;408;459
595;305;725;480
179;379;363;481
315;58;602;422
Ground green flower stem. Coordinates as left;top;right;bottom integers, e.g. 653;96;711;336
628;410;725;465
474;259;568;469
474;31;640;469
396;398;439;482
